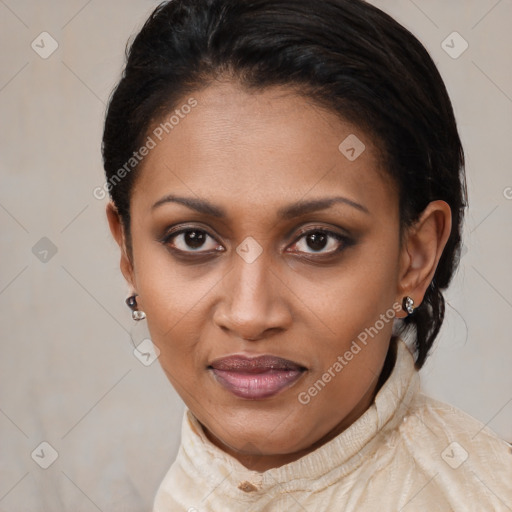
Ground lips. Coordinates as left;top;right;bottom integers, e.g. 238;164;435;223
208;355;307;400
209;355;306;372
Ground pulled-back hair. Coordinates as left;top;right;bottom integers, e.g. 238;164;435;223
102;0;467;369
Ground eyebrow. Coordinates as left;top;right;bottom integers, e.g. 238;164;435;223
151;194;370;218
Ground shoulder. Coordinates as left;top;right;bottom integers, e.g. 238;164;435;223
392;390;512;508
405;390;512;454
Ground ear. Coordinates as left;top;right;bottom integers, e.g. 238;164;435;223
395;200;452;319
106;202;135;290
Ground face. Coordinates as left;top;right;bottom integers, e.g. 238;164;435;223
110;81;413;470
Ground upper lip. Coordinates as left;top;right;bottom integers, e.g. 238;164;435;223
208;354;307;372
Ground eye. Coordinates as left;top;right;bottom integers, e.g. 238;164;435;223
288;228;350;256
163;227;223;254
161;225;351;258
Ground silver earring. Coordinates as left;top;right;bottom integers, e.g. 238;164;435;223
402;296;414;315
126;294;146;321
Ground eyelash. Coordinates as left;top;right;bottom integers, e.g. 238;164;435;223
160;225;353;259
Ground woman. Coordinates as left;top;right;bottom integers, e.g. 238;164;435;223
102;0;512;510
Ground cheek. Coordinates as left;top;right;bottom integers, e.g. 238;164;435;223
132;236;219;325
313;239;400;331
305;236;399;385
130;248;211;368
297;263;398;426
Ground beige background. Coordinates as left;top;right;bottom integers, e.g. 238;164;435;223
1;0;511;510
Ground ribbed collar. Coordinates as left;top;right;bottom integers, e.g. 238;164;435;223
177;338;419;497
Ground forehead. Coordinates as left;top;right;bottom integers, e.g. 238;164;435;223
131;81;396;218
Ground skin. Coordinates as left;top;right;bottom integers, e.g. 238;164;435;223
107;80;451;472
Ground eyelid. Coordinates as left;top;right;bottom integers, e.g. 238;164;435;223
292;224;351;240
160;223;220;242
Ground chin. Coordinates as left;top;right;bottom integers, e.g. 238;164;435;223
207;412;308;455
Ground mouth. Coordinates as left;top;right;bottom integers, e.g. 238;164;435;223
207;354;307;400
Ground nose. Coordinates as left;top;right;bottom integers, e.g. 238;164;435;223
213;249;292;341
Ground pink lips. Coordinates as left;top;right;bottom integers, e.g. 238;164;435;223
208;355;306;400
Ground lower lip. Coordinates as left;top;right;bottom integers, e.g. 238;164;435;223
210;368;305;399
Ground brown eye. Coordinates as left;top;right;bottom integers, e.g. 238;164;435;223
304;231;329;251
289;229;349;256
182;230;207;249
165;229;221;253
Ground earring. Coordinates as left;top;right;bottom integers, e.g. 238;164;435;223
126;294;146;321
402;296;415;315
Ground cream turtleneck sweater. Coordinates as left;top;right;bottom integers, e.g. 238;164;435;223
153;339;512;511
